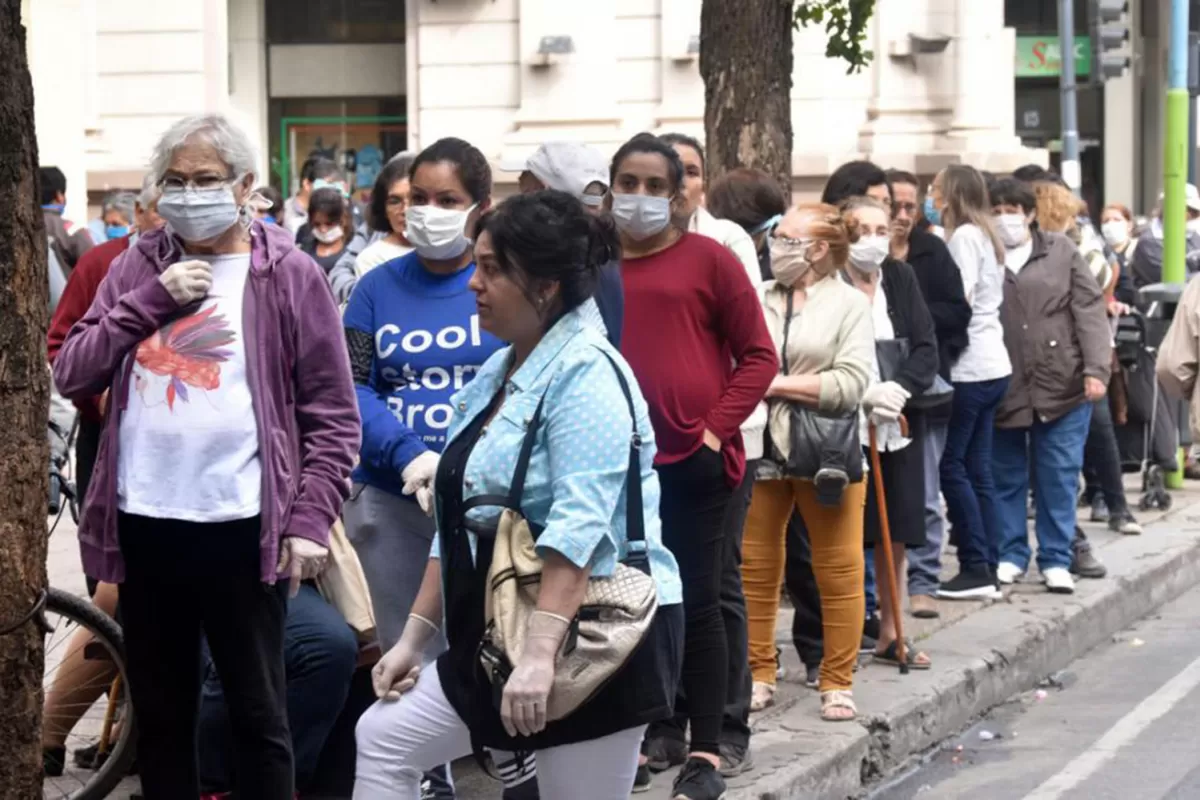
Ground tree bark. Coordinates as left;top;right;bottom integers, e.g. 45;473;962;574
700;0;795;199
0;0;50;794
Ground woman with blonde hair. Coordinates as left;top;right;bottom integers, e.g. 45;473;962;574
927;165;1013;600
741;203;874;721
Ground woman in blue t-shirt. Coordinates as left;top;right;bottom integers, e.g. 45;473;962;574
342;137;502;798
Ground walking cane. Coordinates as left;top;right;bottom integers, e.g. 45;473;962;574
868;416;909;675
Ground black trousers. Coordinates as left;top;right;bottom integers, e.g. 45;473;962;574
785;512;824;668
650;460;754;750
654;448;733;755
118;513;293;799
76;417;103;597
1083;397;1130;516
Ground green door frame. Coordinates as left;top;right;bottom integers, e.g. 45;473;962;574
277;114;407;196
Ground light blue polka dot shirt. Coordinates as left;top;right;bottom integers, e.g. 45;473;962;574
431;307;683;606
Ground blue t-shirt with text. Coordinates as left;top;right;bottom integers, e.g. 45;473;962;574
343;251;504;497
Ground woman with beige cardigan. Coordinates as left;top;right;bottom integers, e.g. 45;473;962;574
741;203;875;722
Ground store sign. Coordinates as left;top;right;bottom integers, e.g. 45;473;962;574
1015;36;1091;78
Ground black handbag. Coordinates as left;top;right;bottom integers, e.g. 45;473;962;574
770;290;863;482
874;338;953;410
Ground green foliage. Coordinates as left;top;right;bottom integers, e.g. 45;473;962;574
793;0;876;74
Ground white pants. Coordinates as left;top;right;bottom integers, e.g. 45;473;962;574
354;662;646;799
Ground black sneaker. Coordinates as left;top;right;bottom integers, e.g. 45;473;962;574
937;569;1003;600
860;614;881;653
1090;495;1110;522
645;735;688;772
672;758;727;800
804;663;820;689
718;741;754;777
632;762;653;793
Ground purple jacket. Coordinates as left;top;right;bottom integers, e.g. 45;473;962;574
53;222;360;584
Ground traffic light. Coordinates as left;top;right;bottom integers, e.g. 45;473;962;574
1090;0;1131;82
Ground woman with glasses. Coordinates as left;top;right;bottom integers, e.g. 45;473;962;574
355;153;417;280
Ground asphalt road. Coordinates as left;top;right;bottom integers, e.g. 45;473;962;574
871;583;1200;800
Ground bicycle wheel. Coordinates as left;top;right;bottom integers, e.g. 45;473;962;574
42;588;138;800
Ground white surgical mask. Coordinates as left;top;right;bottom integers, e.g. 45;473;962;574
610;194;672;241
157;183;243;243
848;235;889;273
1101;220;1130;247
1188;218;1200;236
312;225;344;245
996;213;1030;249
406;204;476;260
768;238;812;287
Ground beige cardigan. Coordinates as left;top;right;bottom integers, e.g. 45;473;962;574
758;274;874;463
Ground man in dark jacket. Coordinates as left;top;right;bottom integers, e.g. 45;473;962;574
886;170;972;618
40;166;93;272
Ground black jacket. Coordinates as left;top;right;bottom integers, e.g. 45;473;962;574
879;257;939;399
905;228;971;382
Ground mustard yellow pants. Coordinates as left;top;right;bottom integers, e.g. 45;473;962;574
741;479;866;692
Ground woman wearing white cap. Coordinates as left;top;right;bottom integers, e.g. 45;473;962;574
507;142;624;347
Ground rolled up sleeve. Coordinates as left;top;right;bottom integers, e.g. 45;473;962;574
534;350;632;570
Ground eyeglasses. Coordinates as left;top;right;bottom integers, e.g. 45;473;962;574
385;195;408;209
159;173;233;191
893;202;918;216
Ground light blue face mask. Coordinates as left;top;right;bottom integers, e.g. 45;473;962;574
923;195;942;226
750;213;783;235
312;178;350;199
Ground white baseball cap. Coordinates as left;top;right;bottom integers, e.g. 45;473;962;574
1158;183;1200;213
500;142;610;202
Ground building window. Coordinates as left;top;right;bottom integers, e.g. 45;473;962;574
266;0;405;45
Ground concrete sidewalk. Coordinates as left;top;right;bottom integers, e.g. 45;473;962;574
44;477;1200;799
636;477;1200;799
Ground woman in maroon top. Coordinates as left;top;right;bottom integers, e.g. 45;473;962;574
610;133;777;800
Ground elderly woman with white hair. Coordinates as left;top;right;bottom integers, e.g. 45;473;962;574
53;113;360;798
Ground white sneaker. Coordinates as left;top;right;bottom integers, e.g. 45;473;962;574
1043;567;1075;594
996;561;1025;585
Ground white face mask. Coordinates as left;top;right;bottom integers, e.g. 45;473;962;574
406;204;476;260
312;225;344;245
996;213;1031;249
157;182;243;243
1101;220;1130;247
1188;218;1200;236
610;193;672;241
848;235;889;273
768;238;813;287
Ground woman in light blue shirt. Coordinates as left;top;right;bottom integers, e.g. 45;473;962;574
353;191;684;800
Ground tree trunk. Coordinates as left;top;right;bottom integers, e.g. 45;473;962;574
0;0;49;794
700;0;795;199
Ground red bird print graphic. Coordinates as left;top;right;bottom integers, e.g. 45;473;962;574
134;304;236;411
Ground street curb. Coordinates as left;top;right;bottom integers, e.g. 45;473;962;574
737;507;1200;799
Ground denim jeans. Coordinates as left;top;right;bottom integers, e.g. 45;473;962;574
993;402;1093;572
198;583;359;794
940;377;1011;573
907;418;949;596
863;546;877;618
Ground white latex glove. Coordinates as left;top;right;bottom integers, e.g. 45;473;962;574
862;381;910;417
371;640;423;701
416;485;435;517
158;259;213;306
501;611;569;737
401;451;439;500
276;536;329;598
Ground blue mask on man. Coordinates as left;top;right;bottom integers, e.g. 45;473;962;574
923;195;942;226
105;224;130;240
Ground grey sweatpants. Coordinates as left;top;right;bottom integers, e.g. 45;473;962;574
343;483;446;654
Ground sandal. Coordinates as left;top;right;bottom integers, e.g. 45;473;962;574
874;639;932;670
820;689;857;722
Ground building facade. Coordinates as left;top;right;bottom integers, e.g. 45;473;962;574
37;0;1165;223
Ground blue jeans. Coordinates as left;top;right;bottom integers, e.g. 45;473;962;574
993;402;1093;572
940;377;1011;573
907;418;949;596
864;547;877;618
198;583;359;793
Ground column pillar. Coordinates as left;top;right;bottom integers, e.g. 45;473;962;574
226;0;269;180
941;0;1021;152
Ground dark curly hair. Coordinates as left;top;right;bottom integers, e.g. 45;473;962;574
609;132;685;194
307;186;346;225
410;137;492;204
821;160;893;206
478;190;620;324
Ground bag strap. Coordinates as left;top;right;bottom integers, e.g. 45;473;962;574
596;349;647;558
506;394;548;507
781;289;794;375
